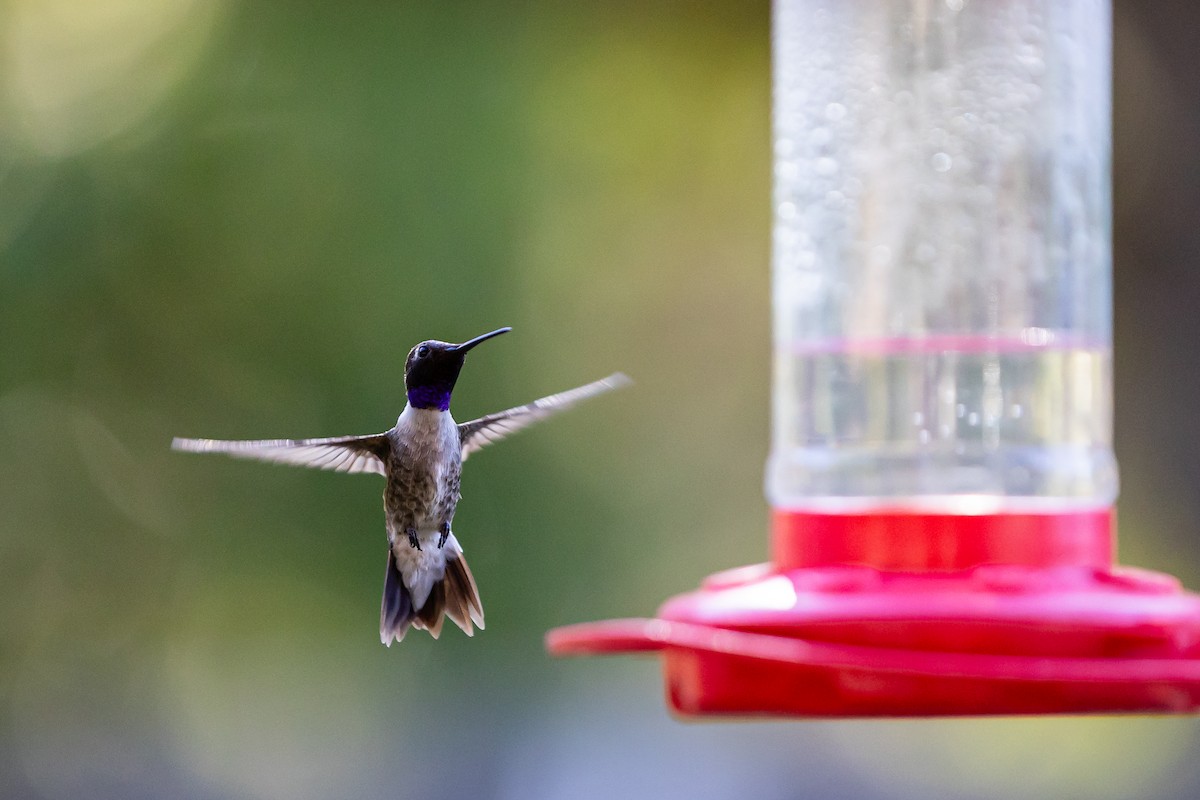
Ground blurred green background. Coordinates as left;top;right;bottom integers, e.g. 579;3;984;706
2;1;1200;798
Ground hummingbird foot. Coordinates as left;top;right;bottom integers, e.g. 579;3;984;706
438;522;450;548
406;527;422;551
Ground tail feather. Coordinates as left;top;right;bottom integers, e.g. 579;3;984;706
379;548;485;646
444;554;485;631
380;549;414;646
442;577;471;635
414;580;446;638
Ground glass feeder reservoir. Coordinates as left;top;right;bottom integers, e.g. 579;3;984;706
769;0;1114;513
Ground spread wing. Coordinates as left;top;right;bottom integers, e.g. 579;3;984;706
458;373;630;460
171;432;391;475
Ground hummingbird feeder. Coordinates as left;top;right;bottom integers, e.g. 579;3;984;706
547;0;1200;716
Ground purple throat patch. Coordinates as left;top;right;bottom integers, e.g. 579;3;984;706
407;385;452;411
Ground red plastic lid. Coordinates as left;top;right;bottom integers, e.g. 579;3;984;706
547;509;1200;717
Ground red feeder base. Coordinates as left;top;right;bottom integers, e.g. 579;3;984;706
547;509;1200;717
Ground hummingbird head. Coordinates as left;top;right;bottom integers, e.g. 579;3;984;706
404;327;511;410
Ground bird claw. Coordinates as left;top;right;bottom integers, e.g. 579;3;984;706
438;523;450;548
407;528;421;551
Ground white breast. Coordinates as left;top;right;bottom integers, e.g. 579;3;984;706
396;405;460;457
392;403;461;529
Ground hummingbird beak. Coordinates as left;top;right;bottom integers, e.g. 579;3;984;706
450;327;512;354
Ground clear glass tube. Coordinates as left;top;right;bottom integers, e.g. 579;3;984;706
767;0;1116;512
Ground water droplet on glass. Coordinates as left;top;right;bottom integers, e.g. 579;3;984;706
967;412;980;426
956;403;966;418
815;157;838;176
1021;327;1051;346
931;152;953;172
824;102;847;121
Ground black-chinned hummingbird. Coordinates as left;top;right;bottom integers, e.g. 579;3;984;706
172;327;627;646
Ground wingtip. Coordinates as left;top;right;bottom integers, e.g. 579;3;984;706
172;436;217;453
603;372;633;389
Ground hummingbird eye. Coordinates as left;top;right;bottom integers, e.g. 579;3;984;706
417;345;430;358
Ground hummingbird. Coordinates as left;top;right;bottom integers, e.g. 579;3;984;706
172;327;627;646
